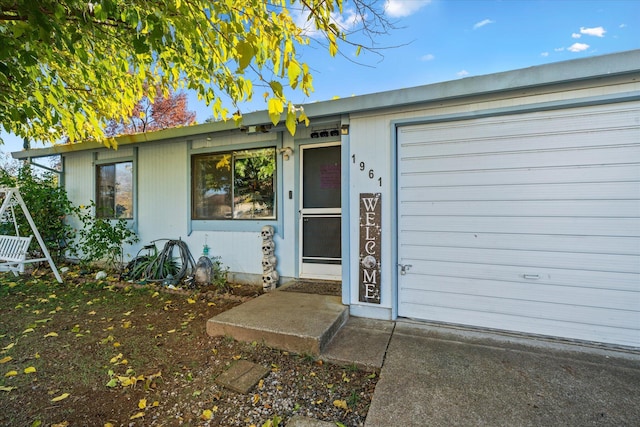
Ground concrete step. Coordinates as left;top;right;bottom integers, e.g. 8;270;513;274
206;290;348;356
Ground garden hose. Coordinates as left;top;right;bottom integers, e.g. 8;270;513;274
122;239;197;286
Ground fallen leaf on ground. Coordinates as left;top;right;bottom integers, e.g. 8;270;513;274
138;398;146;409
5;370;17;377
2;343;14;350
51;393;70;402
201;409;213;420
22;328;35;334
0;356;12;363
333;399;348;410
44;332;59;338
0;385;17;391
129;412;144;420
24;366;37;374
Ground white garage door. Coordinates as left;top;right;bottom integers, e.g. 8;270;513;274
397;102;640;347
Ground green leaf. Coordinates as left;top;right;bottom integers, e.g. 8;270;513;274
237;41;254;71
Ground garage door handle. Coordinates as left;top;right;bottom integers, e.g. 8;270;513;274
399;264;412;275
523;274;540;280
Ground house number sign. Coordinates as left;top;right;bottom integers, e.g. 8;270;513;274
359;193;381;304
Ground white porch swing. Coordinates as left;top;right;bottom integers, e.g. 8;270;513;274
0;187;63;283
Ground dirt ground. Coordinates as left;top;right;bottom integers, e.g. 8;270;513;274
0;268;378;427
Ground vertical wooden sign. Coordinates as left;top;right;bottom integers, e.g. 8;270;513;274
359;193;381;304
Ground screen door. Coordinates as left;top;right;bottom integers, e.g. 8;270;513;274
300;143;341;279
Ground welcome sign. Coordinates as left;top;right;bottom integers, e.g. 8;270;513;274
359;193;381;304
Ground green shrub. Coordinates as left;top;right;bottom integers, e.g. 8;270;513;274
73;201;139;271
0;164;76;262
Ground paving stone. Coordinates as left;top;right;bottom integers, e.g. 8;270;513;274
286;415;336;427
215;360;269;394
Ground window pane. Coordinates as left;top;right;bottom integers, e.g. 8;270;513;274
233;148;276;219
192;153;232;219
303;146;341;209
191;148;276;221
96;162;133;219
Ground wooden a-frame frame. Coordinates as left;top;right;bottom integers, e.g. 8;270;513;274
0;187;63;283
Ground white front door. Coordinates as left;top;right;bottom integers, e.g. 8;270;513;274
300;143;342;279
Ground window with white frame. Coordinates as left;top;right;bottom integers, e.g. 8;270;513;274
96;161;134;219
192;147;276;220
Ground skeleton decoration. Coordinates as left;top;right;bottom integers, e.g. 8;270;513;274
261;225;278;291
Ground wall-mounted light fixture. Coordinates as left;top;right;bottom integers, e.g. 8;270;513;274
278;147;294;160
340;124;350;135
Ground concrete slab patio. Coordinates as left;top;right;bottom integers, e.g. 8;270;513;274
206;289;348;356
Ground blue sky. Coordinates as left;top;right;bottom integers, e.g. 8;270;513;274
1;0;638;154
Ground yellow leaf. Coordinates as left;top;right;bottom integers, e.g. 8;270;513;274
232;355;242;360
5;370;18;377
0;385;17;391
333;399;348;410
118;376;132;387
187;298;196;304
119;359;128;365
35;352;40;359
138;398;146;409
122;321;131;329
44;332;59;338
22;328;35;334
167;329;176;333
104;423;114;427
2;343;15;350
267;98;284;125
113;342;121;348
52;422;69;427
24;366;37;374
151;292;159;298
88;311;97;315
207;302;216;307
109;353;123;364
152;400;159;407
51;393;70;402
129;412;144;420
201;409;213;420
252;394;260;404
0;356;12;364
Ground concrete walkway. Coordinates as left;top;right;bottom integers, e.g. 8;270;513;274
207;290;640;426
365;321;640;427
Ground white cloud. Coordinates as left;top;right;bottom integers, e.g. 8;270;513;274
473;19;495;30
421;54;435;61
457;70;469;77
580;26;606;37
568;42;590;52
571;33;581;39
541;52;549;57
554;47;565;52
384;0;431;18
619;23;627;29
